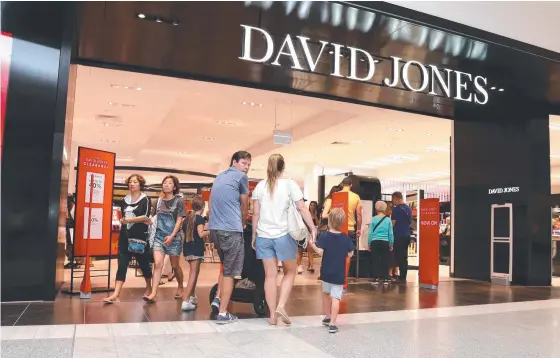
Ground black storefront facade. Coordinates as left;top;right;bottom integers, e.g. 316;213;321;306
2;1;559;302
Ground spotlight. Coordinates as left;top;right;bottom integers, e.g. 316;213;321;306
137;13;146;19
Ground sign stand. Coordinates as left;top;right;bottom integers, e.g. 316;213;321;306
418;198;440;290
62;147;116;296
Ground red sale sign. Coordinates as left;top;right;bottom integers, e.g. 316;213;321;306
419;198;440;289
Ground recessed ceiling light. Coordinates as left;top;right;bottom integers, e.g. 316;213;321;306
137;13;146;19
498;88;504;92
387;128;404;132
155;18;163;23
217;121;237;126
242;101;263;107
108;101;135;108
329;51;334;54
490;86;496;90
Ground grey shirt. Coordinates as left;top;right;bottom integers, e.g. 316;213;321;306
208;168;249;233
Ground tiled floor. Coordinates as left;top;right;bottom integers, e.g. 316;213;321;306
3;299;560;357
3;279;560;327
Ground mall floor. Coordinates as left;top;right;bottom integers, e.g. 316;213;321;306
3;258;560;357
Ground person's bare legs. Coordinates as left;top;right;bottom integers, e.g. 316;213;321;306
105;281;124;301
185;260;201;299
169;256;184;297
307;245;314;271
143;277;152;297
322;292;331;319
276;259;297;324
218;276;234;314
147;251;165;301
262;258;279;325
331;297;341;325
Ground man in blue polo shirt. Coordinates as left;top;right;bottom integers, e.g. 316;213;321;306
208;151;251;324
391;191;412;282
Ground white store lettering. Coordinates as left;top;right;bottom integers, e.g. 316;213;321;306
239;24;490;105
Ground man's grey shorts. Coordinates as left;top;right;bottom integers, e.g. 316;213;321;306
210;230;244;278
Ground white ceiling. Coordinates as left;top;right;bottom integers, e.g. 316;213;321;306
70;66;558;194
389;1;560;53
70;66;452;189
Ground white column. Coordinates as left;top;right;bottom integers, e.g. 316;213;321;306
303;164;323;202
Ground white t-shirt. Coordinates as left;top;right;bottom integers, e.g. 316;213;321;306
252;178;304;239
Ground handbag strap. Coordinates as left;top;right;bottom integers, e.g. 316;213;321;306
371;216;388;236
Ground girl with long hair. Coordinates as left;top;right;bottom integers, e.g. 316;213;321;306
144;175;186;303
181;195;209;311
251;154;317;326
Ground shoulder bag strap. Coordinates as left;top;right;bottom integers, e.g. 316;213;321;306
398;204;411;224
371;216;388;235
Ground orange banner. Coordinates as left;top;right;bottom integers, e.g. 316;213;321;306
74;147;116;257
331;192;350;288
419;198;440;289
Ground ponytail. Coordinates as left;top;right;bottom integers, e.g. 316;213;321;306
266;154;285;196
185;195;205;243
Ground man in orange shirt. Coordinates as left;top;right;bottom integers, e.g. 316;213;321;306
340;177;362;244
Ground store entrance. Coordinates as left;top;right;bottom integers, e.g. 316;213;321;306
63;65;455;296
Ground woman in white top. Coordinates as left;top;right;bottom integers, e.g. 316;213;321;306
252;154;317;326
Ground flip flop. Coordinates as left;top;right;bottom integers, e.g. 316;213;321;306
144;297;156;304
103;297;119;304
275;307;291;325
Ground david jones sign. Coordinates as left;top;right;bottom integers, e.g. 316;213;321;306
488;187;520;194
239;25;489;105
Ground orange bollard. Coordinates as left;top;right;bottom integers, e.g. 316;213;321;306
80;173;95;299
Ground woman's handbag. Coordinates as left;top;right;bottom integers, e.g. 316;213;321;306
128;238;147;254
287;190;308;243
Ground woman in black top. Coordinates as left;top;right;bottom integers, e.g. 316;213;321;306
104;174;153;303
180;195;209;311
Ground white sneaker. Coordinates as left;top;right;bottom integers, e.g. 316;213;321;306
181;300;196;311
190;296;198;305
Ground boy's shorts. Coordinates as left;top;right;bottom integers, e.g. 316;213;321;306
322;282;344;300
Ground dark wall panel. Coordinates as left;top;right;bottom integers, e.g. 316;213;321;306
1;2;75;301
453;94;551;285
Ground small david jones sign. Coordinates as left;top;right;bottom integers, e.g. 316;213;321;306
488;187;520;195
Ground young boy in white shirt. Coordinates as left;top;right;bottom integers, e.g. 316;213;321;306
310;208;355;333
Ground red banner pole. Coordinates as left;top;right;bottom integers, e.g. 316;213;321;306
80;173;94;298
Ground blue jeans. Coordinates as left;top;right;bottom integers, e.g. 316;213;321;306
256;234;297;261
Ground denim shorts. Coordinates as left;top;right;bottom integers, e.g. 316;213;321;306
256;234;297;261
152;234;182;256
322;281;344;300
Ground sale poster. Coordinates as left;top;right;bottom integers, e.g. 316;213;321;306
419;198;440;289
83;208;104;240
74;147;116;256
84;172;105;204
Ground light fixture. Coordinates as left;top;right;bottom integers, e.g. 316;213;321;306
217;121;237;126
108;101;135;108
177;151;191;156
242;101;263;107
387;128;404;132
111;84;142;91
329;50;334;54
137;13;146;19
156;18;163;23
172;20;180;26
498;88;504;92
491;86;496;90
425;133;433;136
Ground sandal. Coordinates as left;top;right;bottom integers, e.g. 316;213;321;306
168;273;175;282
144;296;157;304
268;317;278;326
103;297;119;304
175;290;184;300
275;307;291;325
